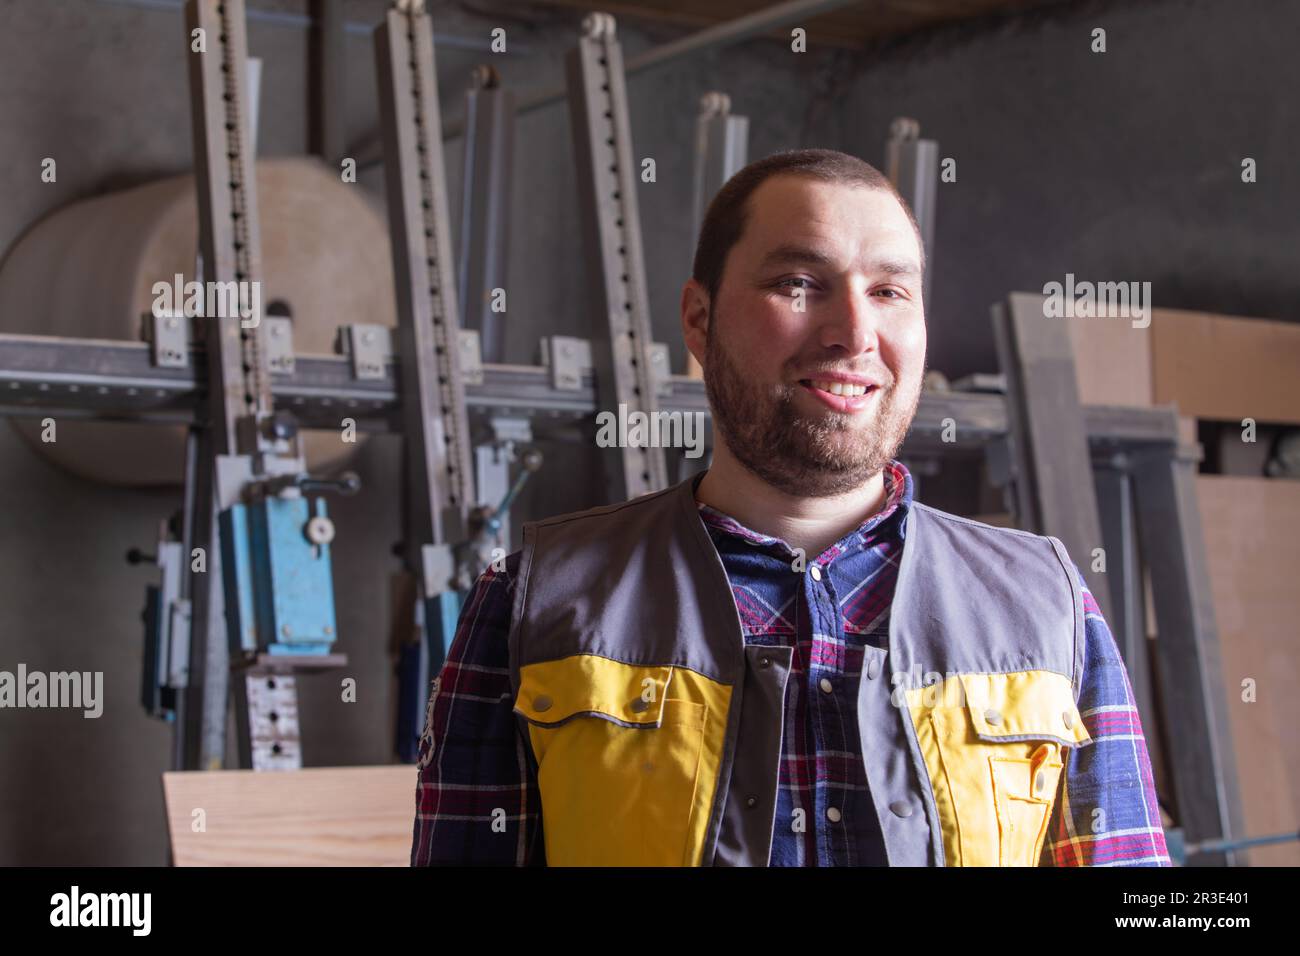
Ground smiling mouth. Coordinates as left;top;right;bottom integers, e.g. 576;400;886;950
797;379;880;412
801;378;874;397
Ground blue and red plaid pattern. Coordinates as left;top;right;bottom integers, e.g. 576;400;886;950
1040;583;1171;865
411;460;1169;866
693;462;910;865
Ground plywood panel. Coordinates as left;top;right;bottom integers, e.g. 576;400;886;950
1195;476;1300;866
1065;309;1153;408
163;765;415;866
1152;309;1300;425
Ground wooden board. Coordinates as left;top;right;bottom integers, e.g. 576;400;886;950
162;765;416;866
1060;306;1300;428
1152;309;1300;425
1195;476;1300;865
1064;309;1153;409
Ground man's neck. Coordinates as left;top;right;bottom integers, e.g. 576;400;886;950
694;442;889;560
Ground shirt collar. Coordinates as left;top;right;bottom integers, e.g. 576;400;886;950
693;459;914;561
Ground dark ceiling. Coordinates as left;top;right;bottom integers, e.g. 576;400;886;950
517;0;1075;49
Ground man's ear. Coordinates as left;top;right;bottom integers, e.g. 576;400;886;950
680;278;710;371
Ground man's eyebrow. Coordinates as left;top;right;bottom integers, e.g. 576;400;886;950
757;243;836;269
872;258;922;278
757;244;921;278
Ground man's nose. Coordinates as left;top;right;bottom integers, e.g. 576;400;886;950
816;282;880;355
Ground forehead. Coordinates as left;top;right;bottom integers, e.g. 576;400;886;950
736;174;920;264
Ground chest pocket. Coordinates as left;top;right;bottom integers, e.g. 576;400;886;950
910;670;1091;866
514;654;730;867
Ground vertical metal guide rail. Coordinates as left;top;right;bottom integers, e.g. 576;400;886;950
458;64;514;368
566;13;668;501
683;92;748;385
374;2;477;760
691;93;748;252
884;118;938;312
180;0;352;770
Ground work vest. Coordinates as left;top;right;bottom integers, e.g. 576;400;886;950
507;472;1092;866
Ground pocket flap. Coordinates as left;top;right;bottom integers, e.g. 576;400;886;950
514;655;674;729
958;671;1091;747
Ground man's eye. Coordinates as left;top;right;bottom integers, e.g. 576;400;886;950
874;287;903;299
777;277;814;290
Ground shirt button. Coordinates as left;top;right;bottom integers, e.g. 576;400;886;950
819;677;834;694
984;708;1002;726
809;565;822;582
826;807;842;823
533;695;553;713
889;800;913;818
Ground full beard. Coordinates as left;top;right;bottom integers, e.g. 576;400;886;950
703;323;921;498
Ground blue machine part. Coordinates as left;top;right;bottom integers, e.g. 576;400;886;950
220;495;338;657
425;590;462;663
395;588;463;763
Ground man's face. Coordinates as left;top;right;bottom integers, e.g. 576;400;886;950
687;175;927;497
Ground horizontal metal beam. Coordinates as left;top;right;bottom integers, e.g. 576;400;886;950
0;332;1184;449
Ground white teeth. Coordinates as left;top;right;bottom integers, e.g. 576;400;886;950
811;380;868;397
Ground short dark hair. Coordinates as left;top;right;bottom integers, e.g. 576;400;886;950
690;148;925;309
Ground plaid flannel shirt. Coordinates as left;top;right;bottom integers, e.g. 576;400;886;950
412;461;1170;866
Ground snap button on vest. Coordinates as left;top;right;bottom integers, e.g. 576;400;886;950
1035;770;1046;792
809;565;822;582
819;678;833;694
745;795;758;809
984;708;1002;725
629;697;650;713
889;800;913;818
826;807;842;823
533;694;553;712
758;656;772;669
1062;710;1074;729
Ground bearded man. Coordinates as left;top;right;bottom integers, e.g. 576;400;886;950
411;149;1169;868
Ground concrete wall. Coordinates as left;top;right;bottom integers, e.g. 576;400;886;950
838;0;1299;378
0;0;1293;863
